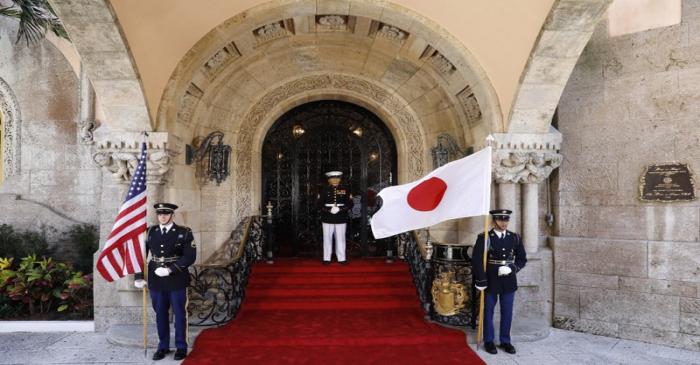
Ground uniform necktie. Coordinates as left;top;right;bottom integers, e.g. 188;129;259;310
161;227;166;235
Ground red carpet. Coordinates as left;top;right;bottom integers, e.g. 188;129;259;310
184;259;485;364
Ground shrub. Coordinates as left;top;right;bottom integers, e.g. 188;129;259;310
58;224;98;274
0;224;54;259
0;255;93;319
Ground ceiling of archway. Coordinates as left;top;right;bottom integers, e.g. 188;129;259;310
109;0;556;122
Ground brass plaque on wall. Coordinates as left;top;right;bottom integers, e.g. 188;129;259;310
639;163;696;202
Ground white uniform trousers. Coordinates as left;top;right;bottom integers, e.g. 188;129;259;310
322;223;347;262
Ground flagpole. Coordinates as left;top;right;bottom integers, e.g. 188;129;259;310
477;214;489;350
142;285;147;358
141;132;149;358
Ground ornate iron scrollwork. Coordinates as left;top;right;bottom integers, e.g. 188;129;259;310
186;131;231;185
187;216;265;326
399;231;432;315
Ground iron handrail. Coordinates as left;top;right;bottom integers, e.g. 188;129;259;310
187;216;265;326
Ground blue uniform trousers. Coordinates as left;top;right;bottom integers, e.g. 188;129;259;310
150;288;187;350
484;291;515;344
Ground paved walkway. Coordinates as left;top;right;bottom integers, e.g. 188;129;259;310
0;328;698;364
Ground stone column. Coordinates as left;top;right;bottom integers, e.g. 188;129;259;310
92;131;175;330
497;182;518;231
490;132;563;250
522;183;538;252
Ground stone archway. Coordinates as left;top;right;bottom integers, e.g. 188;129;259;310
234;73;427;223
261;100;397;257
156;0;501;144
0;77;21;179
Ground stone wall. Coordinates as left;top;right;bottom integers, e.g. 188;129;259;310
0;17;101;239
553;1;700;351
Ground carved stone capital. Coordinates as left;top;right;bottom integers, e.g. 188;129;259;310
92;132;175;185
487;131;563;184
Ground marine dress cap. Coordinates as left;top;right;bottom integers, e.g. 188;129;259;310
325;171;343;178
490;209;512;219
154;202;178;214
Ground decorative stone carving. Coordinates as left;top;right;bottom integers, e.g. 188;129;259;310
235;74;425;220
78;119;99;145
421;46;456;75
203;42;241;78
378;25;407;41
369;21;408;43
253;20;293;44
493;150;562;184
93;133;174;185
318;15;346;28
488;132;563;184
0;77;21;177
177;83;204;125
456;86;482;125
316;15;354;32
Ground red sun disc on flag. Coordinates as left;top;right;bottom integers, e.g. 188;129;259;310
407;177;448;211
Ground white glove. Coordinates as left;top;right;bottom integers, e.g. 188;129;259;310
330;205;340;214
134;279;146;289
475;286;487;291
154;267;171;277
498;265;512;276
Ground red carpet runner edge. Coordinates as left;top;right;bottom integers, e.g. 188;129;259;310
184;258;486;364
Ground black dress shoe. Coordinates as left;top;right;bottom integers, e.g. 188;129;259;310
152;349;171;361
323;260;331;265
484;342;497;354
498;343;516;354
174;348;187;360
339;260;348;265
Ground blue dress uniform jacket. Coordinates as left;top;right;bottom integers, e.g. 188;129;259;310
318;185;353;224
471;229;527;294
135;224;196;291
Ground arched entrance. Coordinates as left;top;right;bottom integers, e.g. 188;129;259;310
262;100;397;257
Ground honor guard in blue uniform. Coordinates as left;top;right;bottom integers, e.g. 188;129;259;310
134;203;196;361
471;209;527;355
317;171;353;264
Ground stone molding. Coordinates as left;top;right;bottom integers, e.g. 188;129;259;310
92;132;173;185
235;73;426;220
488;131;563;184
0;77;21;178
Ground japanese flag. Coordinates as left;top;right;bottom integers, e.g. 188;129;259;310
370;146;491;239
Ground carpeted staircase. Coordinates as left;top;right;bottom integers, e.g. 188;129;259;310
184;259;484;364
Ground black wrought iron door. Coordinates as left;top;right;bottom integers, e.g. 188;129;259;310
262;101;396;257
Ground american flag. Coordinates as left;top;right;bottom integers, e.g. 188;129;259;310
96;143;148;282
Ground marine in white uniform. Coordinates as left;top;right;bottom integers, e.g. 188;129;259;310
317;171;353;264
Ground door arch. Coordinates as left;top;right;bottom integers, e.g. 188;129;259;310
261;100;397;257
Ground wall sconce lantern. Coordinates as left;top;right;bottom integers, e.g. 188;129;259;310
431;133;473;169
186;131;231;185
369;152;379;161
276;152;284;160
292;124;305;138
